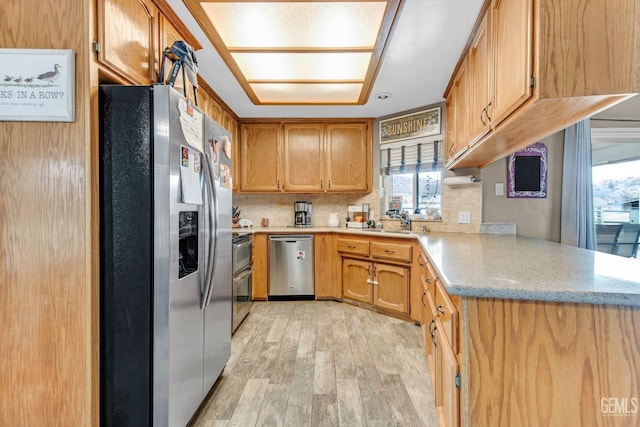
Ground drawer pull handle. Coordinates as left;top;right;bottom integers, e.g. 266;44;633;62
425;277;432;284
422;291;427;306
384;249;395;254
436;304;445;315
429;319;438;347
347;245;356;249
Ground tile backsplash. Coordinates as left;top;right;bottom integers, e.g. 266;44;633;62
233;182;482;233
233;190;380;228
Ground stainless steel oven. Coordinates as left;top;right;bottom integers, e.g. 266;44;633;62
232;233;252;332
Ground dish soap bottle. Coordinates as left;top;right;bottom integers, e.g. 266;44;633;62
328;212;340;228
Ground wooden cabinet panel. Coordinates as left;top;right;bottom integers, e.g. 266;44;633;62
451;60;469;161
240;124;281;192
435;322;460;427
342;258;372;304
325;123;370;192
336;238;370;257
282;123;325;192
98;0;158;84
373;263;409;314
370;241;412;263
489;0;533;125
435;279;459;354
158;14;194;97
444;90;457;164
252;233;268;300
236;120;372;194
315;234;339;298
467;12;491;145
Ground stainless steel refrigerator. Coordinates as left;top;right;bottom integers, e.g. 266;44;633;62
99;85;232;427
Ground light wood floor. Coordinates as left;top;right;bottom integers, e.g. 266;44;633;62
191;300;438;427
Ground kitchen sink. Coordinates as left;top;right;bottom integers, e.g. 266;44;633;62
361;229;413;234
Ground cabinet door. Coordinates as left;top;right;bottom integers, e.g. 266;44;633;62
372;263;409;314
282;123;325;192
315;234;338;298
98;0;157;84
489;0;533;125
467;12;491;145
435;279;459;354
342;258;372;304
240;124;282;192
252;233;268;300
422;285;438;389
325;123;371;192
452;60;470;159
444;89;457;164
435;322;460;427
159;15;193;97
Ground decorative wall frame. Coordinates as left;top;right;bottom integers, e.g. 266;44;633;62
507;142;548;198
0;48;75;122
379;107;441;145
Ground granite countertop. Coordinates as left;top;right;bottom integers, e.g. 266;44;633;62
243;227;640;307
416;233;640;307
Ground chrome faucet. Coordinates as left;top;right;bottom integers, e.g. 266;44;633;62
389;211;410;230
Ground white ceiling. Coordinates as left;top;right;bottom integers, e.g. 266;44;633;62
167;0;484;118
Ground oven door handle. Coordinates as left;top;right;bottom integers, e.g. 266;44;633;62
233;266;254;284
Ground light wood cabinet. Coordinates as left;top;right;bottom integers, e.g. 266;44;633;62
283;123;325;192
466;12;491;145
339;237;412;316
417;248;461;427
251;233;268;300
325;123;370;192
434;321;460;427
97;0;158;84
314;233;339;299
240;124;282;192
372;263;409;313
237;120;372;193
342;258;373;304
444;0;638;169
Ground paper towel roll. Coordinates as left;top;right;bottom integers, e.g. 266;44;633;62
443;175;476;186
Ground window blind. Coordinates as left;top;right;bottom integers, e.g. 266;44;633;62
381;138;443;175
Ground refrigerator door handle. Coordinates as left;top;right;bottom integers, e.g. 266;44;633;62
201;152;217;309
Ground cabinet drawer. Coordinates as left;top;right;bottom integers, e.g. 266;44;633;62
418;252;437;299
336;238;370;256
435;279;458;354
370;242;412;262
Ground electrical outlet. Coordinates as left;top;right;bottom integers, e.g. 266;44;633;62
458;211;471;224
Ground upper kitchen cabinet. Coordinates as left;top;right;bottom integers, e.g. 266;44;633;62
97;0;158;84
96;0;201;85
240;123;282;192
444;0;639;169
238;120;372;193
445;59;470;163
282;123;325;192
325;123;371;192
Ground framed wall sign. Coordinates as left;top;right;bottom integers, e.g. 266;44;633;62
507;142;548;198
380;107;441;145
0;48;75;122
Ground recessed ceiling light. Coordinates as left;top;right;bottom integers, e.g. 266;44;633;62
376;92;392;100
183;0;403;106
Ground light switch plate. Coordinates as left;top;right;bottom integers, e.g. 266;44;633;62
495;182;504;196
458;211;471;224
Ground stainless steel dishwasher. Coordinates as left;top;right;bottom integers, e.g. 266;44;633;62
269;235;315;299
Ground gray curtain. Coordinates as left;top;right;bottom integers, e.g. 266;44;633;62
561;119;596;249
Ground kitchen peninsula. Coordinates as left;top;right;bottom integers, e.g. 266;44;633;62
249;227;640;426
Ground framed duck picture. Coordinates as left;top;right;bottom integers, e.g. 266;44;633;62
0;48;75;122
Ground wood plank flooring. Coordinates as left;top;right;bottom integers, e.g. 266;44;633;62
191;301;438;427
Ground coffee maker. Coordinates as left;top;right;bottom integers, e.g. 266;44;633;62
294;201;312;228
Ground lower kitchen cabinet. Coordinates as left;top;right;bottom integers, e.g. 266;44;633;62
372;263;409;313
341;256;410;316
434;320;460;427
314;233;339;298
251;233;268;300
342;258;372;303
